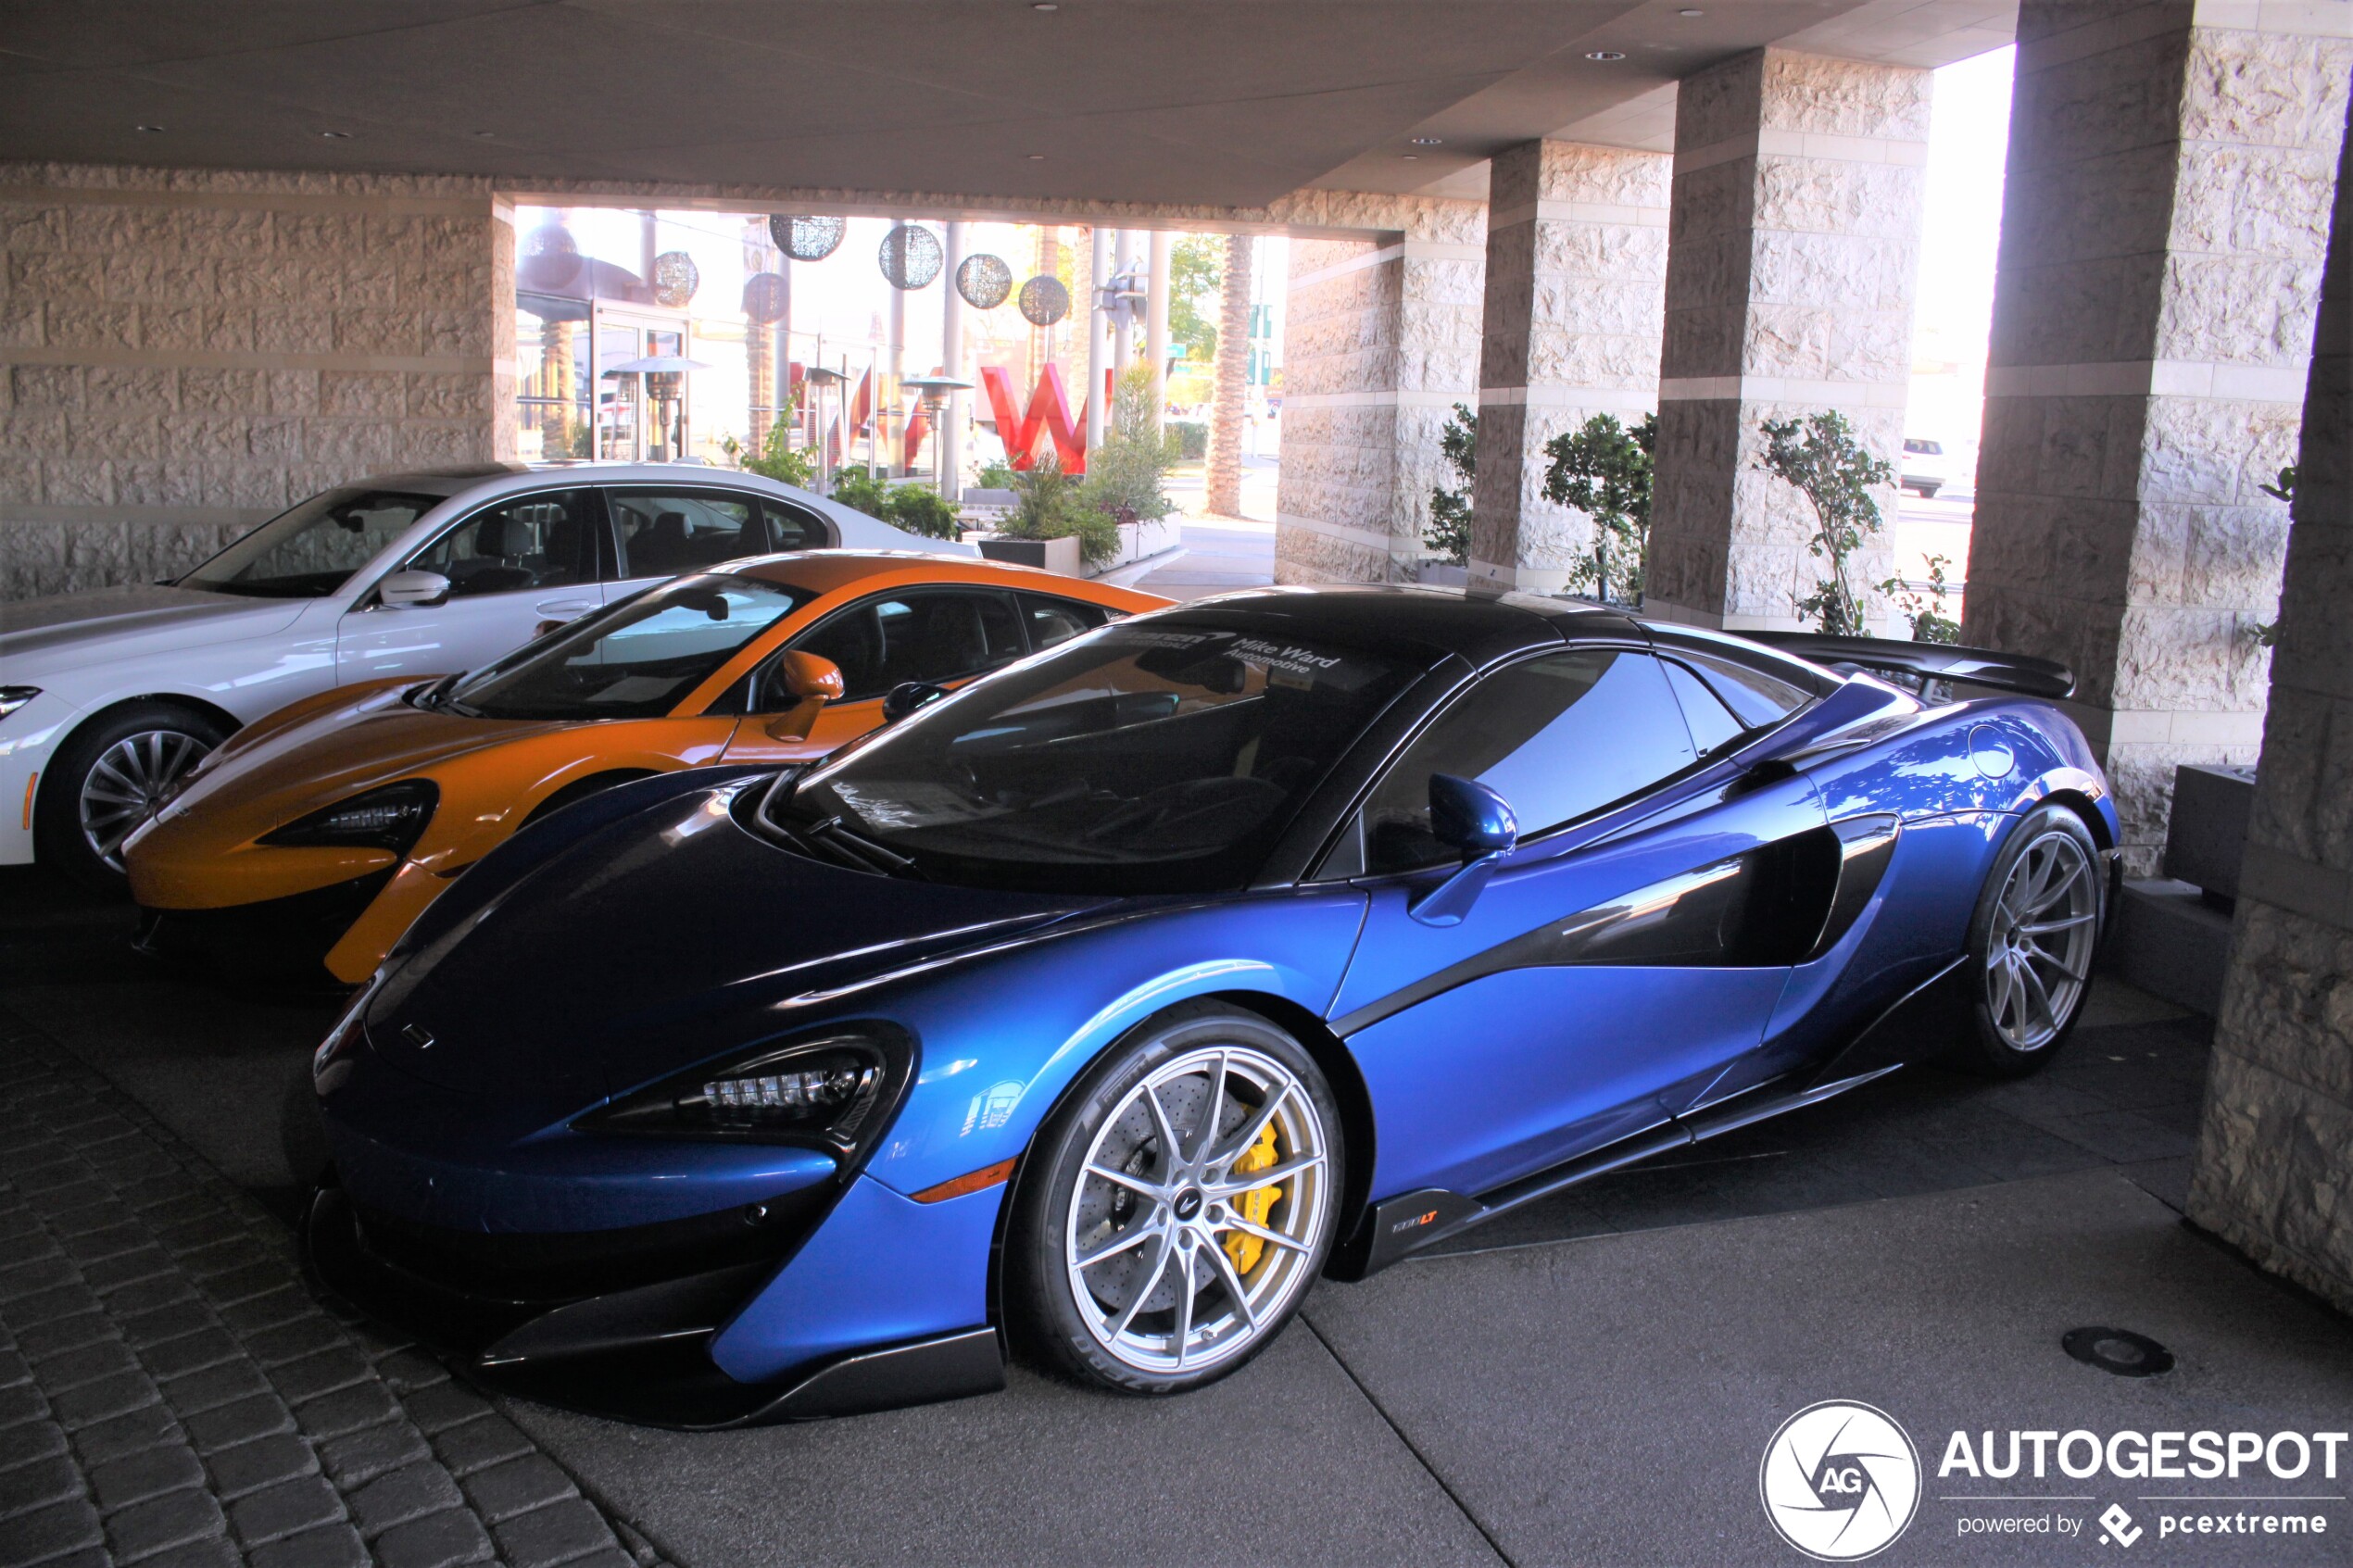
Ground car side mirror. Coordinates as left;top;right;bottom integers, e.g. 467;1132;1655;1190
1409;773;1518;927
762;652;847;742
882;681;949;723
533;619;565;639
378;570;451;608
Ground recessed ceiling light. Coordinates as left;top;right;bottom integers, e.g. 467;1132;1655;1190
1402;154;1421;161
1680;7;1705;15
320;129;352;138
1032;2;1058;9
1026;153;1046;160
1584;49;1627;61
135;124;164;133
472;130;496;139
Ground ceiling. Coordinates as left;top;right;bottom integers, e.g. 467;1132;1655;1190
0;1;2017;213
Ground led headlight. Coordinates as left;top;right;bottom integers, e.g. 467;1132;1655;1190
0;686;38;721
260;780;437;854
580;1024;914;1158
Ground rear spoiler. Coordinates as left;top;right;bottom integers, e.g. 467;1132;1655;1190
1744;633;2076;701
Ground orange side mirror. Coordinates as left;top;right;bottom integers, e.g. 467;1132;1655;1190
779;651;846;702
763;651;846;742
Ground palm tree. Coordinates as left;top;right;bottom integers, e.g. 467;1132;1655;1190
1205;233;1252;517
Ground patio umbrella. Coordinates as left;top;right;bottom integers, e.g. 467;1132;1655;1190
605;355;711;375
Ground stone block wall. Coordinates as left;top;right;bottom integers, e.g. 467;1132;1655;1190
1645;48;1929;632
1275;198;1483;585
0;163;514;603
2188;92;2353;1317
1468;140;1669;596
1962;3;2350;867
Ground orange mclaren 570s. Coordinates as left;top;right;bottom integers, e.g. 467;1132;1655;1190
123;551;1166;985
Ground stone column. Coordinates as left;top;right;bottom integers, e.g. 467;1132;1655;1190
1963;3;2351;869
1467;140;1669;596
1274;206;1484;583
0;163;511;601
1644;48;1930;631
2187;94;2353;1317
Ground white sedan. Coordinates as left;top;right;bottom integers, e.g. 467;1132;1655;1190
0;462;972;885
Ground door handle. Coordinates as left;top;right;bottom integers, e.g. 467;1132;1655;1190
535;597;598;618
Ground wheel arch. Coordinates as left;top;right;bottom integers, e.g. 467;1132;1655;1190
2039;786;2113;852
517;767;662;830
981;985;1377;1337
34;691;242;822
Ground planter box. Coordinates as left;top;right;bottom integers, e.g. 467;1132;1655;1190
2162;762;2256;899
977;534;1082;577
1100;518;1180;573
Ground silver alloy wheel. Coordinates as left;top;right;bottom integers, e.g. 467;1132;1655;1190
1985;829;2097;1051
1063;1044;1331;1376
79;729;209;871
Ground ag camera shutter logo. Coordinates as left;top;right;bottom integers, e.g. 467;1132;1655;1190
1760;1400;1922;1560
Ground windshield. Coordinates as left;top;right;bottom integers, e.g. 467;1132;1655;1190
180;488;445;597
784;622;1419;893
445;573;813;721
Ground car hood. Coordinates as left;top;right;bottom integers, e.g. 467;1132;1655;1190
368;784;1102;1109
152;684;573;848
0;583;311;672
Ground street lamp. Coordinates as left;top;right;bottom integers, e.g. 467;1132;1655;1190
901;374;974;499
802;365;852;493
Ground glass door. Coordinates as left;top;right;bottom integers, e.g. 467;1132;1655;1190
589;303;693;463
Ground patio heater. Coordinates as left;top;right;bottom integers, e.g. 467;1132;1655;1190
802;365;851;493
900;374;974;499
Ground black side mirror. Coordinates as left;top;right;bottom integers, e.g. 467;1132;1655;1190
882;682;949;722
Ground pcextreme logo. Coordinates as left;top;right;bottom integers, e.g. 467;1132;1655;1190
1760;1400;1924;1561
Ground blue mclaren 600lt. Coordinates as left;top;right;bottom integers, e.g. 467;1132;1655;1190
304;587;2116;1425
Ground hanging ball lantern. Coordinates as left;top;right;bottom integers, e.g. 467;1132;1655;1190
741;271;786;325
651;250;699;307
1017;274;1071;327
771;214;845;262
878;223;944;290
956;253;1013;309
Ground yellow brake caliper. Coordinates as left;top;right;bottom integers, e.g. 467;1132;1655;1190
1221;1120;1281;1276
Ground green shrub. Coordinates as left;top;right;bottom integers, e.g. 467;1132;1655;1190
1541;411;1655;607
1756;410;1894;636
1000;456;1119;568
829;470;965;541
975;458;1018;490
1425;403;1476;566
1080;365;1177;529
721;408;817;490
1164;420;1209;462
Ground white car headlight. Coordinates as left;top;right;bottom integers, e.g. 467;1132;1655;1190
0;686;38;721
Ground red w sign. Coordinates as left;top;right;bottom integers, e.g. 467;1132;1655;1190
980;363;1090;475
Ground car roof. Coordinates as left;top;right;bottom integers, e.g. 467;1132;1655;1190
351;461;846;508
1154;584;1645;667
714;549;1166;606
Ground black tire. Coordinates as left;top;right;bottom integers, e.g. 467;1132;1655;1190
37;702;231;894
1006;1000;1344;1395
1950;803;2104;1078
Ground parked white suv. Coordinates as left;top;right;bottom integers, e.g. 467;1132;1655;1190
1900;437;1951;498
0;462;972;885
